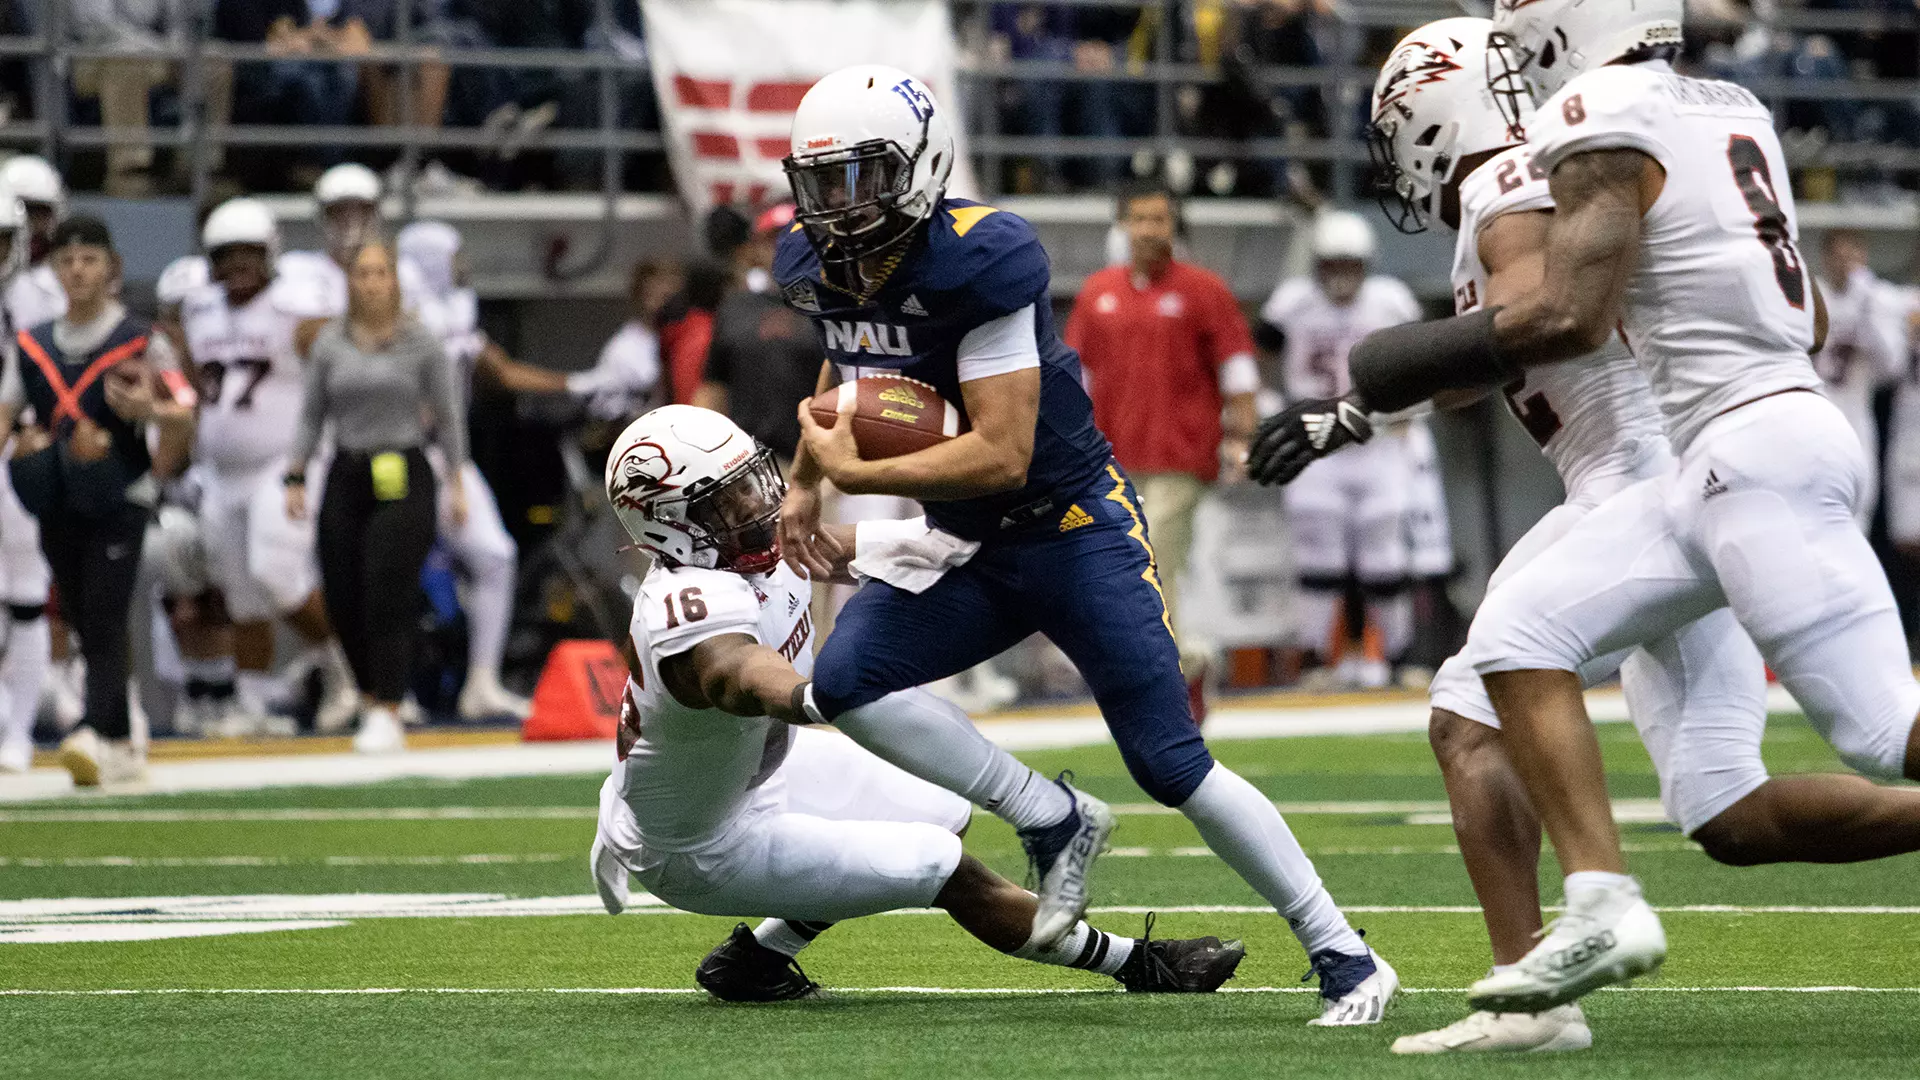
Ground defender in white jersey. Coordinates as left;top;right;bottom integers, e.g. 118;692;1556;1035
1259;212;1422;687
1811;230;1905;528
1271;1;1920;1012
393;220;529;721
590;406;1245;1000
0;185;49;773
182;199;358;731
0;155;65;336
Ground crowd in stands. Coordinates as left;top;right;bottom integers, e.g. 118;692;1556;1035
0;2;1908;200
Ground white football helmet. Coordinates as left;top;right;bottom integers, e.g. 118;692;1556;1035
314;162;382;207
784;65;955;265
1311;210;1378;263
155;254;211;307
315;163;383;260
1370;18;1526;234
0;189;25;281
0;154;65;213
1489;0;1684;127
606;405;787;575
202;197;281;260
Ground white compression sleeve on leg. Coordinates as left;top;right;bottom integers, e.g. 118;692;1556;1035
0;615;48;752
827;687;1073;832
1179;763;1365;956
1011;920;1133;975
461;549;515;675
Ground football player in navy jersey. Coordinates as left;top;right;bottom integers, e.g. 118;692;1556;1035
773;65;1396;1024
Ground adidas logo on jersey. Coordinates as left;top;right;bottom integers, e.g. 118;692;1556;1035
900;294;928;317
1702;470;1729;500
1059;504;1095;532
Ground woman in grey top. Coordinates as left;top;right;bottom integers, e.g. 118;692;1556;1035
284;238;466;753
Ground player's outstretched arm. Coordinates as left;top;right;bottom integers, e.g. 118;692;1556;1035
1491;149;1656;361
795;367;1040;500
658;633;812;724
1341;149;1661;415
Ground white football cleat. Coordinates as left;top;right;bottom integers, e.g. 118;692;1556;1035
459;668;531;720
1308;947;1397;1026
1022;777;1116;948
316;681;362;735
589;833;631;915
1469;877;1666;1014
59;728;148;787
1391;1006;1593;1054
352;706;407;754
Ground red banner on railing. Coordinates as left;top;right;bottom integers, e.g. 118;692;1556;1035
641;0;974;218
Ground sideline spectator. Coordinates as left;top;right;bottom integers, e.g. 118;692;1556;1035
1064;183;1259;718
286;237;467;755
990;3;1150;191
478;258;676;422
693;204;821;461
71;0;233;197
215;0;370;189
0;217;195;785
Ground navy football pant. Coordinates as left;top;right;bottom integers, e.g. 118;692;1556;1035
813;467;1213;806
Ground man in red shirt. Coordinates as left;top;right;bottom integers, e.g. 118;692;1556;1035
1065;184;1261;717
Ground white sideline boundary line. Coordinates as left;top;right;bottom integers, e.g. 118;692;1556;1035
1;984;1914;997
4;683;1754;805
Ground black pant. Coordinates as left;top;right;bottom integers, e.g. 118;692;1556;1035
40;501;149;740
318;448;437;704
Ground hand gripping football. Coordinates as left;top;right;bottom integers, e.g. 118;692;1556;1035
807;375;966;460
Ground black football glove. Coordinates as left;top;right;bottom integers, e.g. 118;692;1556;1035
1246;394;1374;486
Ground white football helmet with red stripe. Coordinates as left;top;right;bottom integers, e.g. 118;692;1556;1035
606;405;786;575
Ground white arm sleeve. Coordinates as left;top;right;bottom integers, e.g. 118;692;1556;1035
0;344;20;410
1218;353;1260;395
956;304;1041;383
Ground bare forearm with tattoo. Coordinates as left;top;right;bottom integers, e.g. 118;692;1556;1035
659;634;810;723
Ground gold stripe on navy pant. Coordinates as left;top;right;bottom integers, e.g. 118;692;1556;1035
1101;465;1174;639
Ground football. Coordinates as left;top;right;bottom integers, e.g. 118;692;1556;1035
807;375;966;460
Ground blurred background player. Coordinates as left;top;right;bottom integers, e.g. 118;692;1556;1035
396;220;530;720
1812;229;1906;529
0;185;48;772
594;406;1246;1001
1065;181;1259;720
1259;210;1421;689
278;163;433;318
479;258;674;423
179;197;359;733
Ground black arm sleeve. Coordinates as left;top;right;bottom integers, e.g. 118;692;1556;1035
1252;319;1287;355
1348;307;1519;414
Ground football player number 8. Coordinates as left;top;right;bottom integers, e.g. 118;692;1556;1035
1727;135;1806;309
662;587;707;629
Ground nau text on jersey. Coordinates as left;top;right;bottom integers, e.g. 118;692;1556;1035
822;320;912;357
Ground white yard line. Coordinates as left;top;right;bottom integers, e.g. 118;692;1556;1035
0;797;1677;824
5;894;1920;924
0;854;573;868
1;984;1914;997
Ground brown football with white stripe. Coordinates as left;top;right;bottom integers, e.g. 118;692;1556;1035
807;375;966;460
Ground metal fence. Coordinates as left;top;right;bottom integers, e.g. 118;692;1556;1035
6;0;1918;219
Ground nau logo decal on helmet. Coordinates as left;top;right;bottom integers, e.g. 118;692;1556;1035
823;320;912;357
610;440;678;511
1376;41;1465;113
891;79;934;122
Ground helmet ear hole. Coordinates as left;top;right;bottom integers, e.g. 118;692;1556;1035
1414;124;1442;147
1539;40;1557;69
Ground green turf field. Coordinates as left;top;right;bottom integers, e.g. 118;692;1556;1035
5;716;1918;1078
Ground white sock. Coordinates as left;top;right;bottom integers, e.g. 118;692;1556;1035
235;670;278;716
826;687;1073;832
0;614;49;758
462;550;515;674
1365;592;1412;660
1178;763;1365;957
317;641;355;694
1564;870;1633;897
753;918;833;957
1295;589;1341;654
1010;920;1134;976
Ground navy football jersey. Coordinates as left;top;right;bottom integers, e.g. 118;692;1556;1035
773;199;1113;540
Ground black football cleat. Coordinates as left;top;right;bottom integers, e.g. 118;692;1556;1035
693;923;821;1003
1114;913;1246;993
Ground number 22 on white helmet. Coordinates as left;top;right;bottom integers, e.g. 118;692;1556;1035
605;405;788;576
1488;0;1684;129
1370;18;1527;234
783;65;955;265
